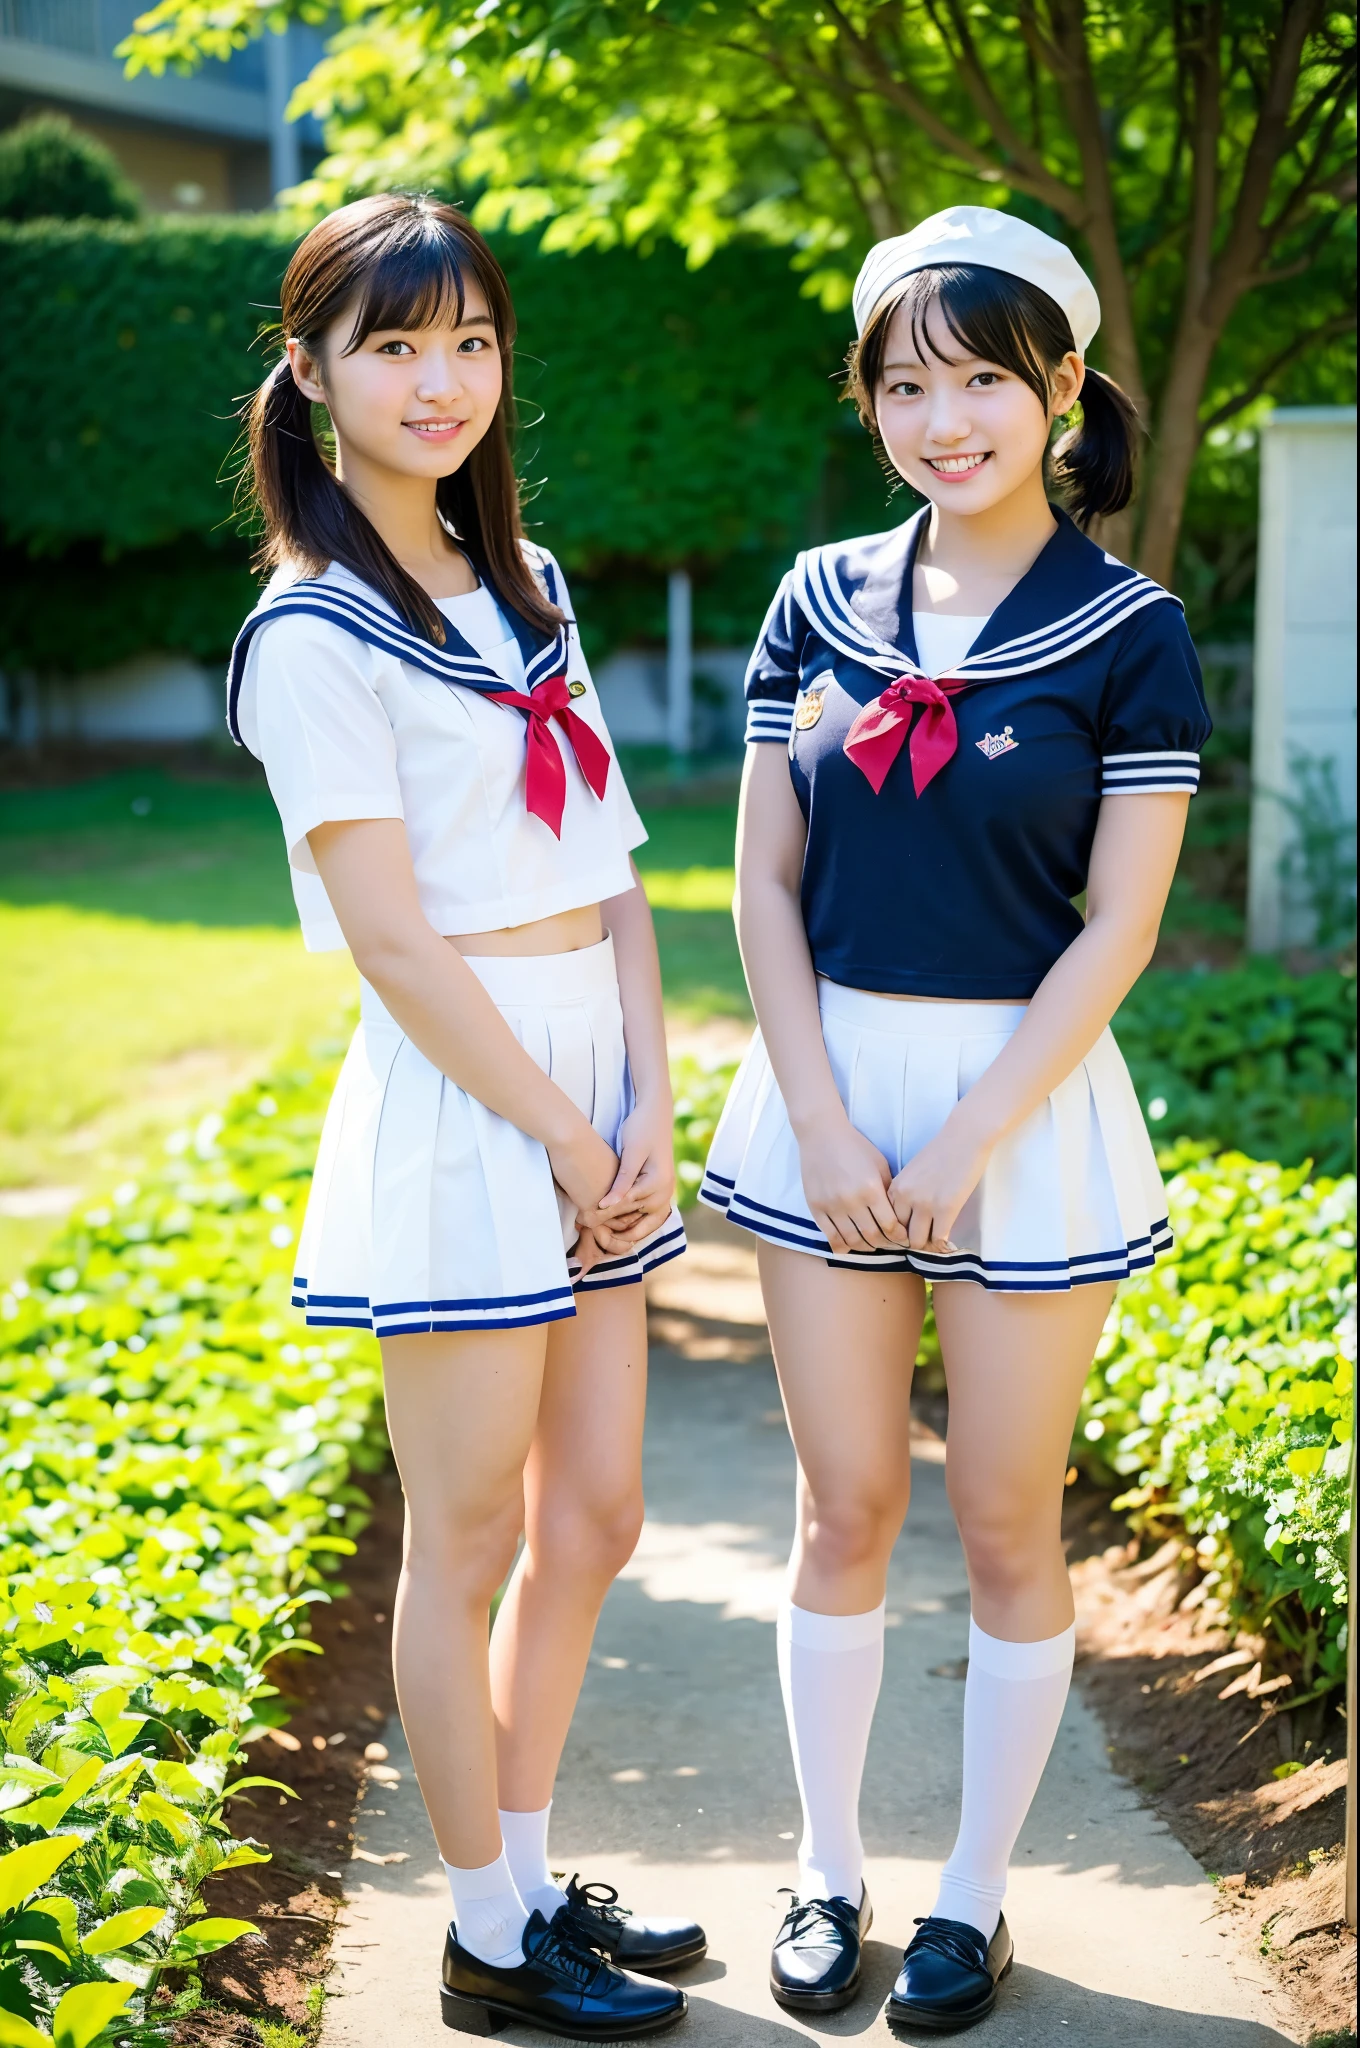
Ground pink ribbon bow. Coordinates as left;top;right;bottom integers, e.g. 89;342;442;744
485;675;611;838
842;671;969;796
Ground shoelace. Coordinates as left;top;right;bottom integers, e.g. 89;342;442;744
565;1877;631;1934
904;1917;987;1972
776;1889;855;1944
531;1919;613;1990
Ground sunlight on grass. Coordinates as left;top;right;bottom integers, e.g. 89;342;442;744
638;865;736;911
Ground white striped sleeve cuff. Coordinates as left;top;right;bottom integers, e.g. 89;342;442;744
1101;750;1201;795
745;695;796;744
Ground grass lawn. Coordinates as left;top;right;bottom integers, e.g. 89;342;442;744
0;762;745;1282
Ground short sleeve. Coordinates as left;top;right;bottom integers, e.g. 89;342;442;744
237;612;404;872
1098;600;1212;796
744;568;805;744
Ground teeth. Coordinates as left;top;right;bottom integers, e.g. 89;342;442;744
929;454;988;474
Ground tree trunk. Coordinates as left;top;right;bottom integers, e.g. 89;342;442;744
1135;321;1222;584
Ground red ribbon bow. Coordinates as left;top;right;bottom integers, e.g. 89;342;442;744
842;671;969;797
485;675;611;838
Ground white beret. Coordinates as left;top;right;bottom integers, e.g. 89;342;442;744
852;205;1100;357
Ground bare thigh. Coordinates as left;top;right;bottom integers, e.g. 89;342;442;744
933;1280;1116;1639
530;1280;649;1543
382;1324;547;1548
758;1243;926;1613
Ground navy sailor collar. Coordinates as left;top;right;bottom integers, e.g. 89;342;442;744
796;505;1180;685
225;553;570;747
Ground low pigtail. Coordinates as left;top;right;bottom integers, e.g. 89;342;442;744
244;353;447;644
1049;367;1140;526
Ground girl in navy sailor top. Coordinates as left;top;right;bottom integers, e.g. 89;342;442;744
702;207;1211;2029
231;195;698;2037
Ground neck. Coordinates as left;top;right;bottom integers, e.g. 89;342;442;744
918;469;1057;601
334;445;463;590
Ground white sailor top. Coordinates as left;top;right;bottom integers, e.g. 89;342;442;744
745;507;1211;999
228;547;647;952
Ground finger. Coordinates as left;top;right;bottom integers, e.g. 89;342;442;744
830;1210;874;1256
812;1208;847;1255
599;1143;647;1210
930;1194;964;1251
866;1188;908;1246
905;1203;936;1252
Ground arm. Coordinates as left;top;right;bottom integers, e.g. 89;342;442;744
577;862;676;1249
888;792;1190;1251
734;746;906;1254
307;818;618;1218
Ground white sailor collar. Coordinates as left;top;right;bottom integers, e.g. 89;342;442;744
794;506;1181;687
225;553;572;747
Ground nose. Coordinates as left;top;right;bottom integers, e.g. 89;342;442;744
923;389;973;447
414;344;467;404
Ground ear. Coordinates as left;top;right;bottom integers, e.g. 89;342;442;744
1051;350;1084;418
286;336;327;407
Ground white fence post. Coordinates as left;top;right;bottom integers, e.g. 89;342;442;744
666;568;693;762
1247;407;1357;952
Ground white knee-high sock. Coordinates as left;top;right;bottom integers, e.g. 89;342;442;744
499;1803;569;1922
777;1599;885;1904
443;1849;529;1966
932;1619;1076;1941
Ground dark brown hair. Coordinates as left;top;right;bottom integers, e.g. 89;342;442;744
243;193;561;643
847;264;1140;525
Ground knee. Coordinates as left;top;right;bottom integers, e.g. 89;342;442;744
953;1501;1056;1604
403;1488;524;1606
799;1482;908;1580
531;1488;645;1587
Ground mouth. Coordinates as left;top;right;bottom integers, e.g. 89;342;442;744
924;452;992;478
403;418;466;442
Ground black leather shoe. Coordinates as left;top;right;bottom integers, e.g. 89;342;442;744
441;1909;688;2038
769;1886;872;2013
556;1875;708;1972
886;1914;1013;2033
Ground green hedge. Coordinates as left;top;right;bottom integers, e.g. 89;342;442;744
0;215;886;673
1080;1146;1354;1699
0;1057;384;2041
1113;961;1356;1175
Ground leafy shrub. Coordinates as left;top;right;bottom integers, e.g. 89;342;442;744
1113;960;1356;1174
1079;1146;1355;1697
0;1061;385;2040
0;118;139;227
671;1056;742;1207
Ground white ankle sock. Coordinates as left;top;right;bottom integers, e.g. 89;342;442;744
777;1598;885;1904
932;1618;1076;1940
499;1803;569;1922
443;1849;529;1967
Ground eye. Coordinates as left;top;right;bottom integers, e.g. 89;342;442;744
968;371;1002;387
886;379;923;397
375;339;415;356
458;335;492;353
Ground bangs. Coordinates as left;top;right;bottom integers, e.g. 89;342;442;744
340;217;480;353
892;266;1059;400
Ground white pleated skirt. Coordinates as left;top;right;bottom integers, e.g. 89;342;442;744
699;981;1170;1291
292;934;685;1337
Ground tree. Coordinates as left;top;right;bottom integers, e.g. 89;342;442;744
124;0;1355;582
0;114;140;225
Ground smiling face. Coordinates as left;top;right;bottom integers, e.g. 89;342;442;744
873;294;1081;518
286;277;504;487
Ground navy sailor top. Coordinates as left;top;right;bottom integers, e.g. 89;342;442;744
744;506;1212;1000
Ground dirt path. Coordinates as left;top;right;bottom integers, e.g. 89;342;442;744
315;1211;1303;2048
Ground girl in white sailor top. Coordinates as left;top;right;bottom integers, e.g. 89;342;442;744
702;207;1210;2030
230;195;701;2038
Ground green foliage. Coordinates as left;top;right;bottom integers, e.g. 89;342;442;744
0;119;139;228
1113;962;1356;1176
670;1058;742;1207
0;1061;385;2038
1079;1148;1355;1698
0;216;884;672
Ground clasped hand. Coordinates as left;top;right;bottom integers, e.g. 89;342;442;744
550;1101;676;1276
799;1109;989;1258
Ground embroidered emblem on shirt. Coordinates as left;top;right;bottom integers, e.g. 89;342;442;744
794;686;828;731
976;726;1019;760
568;680;587;698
